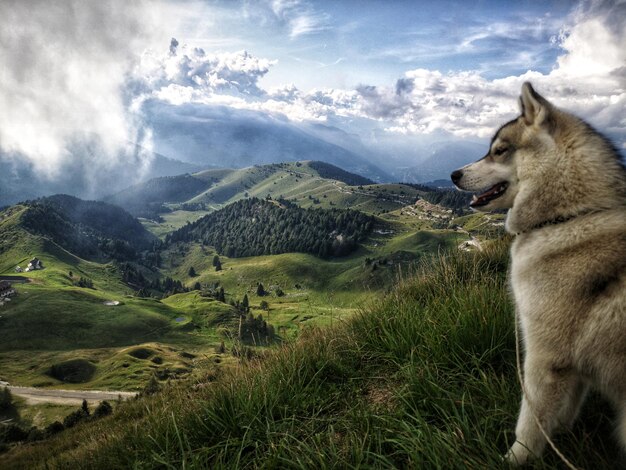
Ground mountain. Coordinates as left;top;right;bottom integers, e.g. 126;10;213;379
14;195;156;261
0;151;202;208
105;171;228;219
143;101;391;182
391;141;486;183
106;161;378;219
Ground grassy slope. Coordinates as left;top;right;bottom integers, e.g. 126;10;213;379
146;163;429;239
3;240;619;469
0;207;234;392
161;221;459;338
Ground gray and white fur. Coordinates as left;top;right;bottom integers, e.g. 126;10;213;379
452;82;626;465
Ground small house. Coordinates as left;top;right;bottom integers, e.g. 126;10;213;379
0;281;15;298
15;266;22;273
25;258;43;272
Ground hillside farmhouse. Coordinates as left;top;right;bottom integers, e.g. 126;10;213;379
25;258;43;272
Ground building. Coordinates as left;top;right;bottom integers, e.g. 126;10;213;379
25;258;43;272
0;281;15;298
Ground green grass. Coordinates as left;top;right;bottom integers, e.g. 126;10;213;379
2;240;620;468
141;210;213;239
1;396;77;429
140;161;435;239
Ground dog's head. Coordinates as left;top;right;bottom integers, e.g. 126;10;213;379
451;82;555;212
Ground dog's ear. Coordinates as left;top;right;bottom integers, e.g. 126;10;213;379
519;82;553;129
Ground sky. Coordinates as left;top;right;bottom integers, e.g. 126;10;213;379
0;0;624;190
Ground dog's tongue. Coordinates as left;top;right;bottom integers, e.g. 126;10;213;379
470;182;506;207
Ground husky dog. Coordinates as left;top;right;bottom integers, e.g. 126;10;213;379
451;82;626;465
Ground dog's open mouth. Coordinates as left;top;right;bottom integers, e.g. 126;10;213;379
470;182;508;207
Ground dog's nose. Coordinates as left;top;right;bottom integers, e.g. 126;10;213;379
450;169;463;184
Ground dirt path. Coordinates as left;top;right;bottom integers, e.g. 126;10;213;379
8;386;137;405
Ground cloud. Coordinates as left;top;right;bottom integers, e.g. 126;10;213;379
0;0;164;179
140;1;624;151
270;0;331;38
134;43;276;102
323;0;626;144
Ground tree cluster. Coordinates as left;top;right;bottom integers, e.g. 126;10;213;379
238;312;275;344
22;195;155;261
0;386;12;410
0;399;113;448
119;263;187;297
199;283;225;303
73;276;94;289
165;198;374;259
403;184;472;212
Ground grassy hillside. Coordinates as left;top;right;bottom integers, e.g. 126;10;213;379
114;161;448;239
0;205;236;393
14;196;156;261
3;240;619;468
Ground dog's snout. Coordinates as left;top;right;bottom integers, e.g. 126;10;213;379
451;169;463;185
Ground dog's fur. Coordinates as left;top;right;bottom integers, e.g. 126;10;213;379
452;83;626;465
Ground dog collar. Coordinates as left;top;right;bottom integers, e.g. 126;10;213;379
515;211;592;236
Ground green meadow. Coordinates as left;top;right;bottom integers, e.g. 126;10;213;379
2;241;619;469
0;168;502;437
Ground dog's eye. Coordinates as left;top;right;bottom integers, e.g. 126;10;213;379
493;146;508;156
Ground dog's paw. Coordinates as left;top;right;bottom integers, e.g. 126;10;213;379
504;442;534;466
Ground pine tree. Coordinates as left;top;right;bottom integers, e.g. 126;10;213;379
242;294;249;313
81;399;90;416
217;287;225;303
256;282;266;296
188;266;197;277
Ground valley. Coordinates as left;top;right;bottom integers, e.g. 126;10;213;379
0;160;503;432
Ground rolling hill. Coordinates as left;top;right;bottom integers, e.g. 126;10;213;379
105;161;378;219
143;100;391;182
17;195;156;261
106;161;470;239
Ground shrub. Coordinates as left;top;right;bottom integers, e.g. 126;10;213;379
0;387;12;409
93;401;113;419
45;421;65;436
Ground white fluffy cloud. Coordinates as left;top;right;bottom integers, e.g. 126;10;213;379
0;0;164;177
136;40;276;99
138;0;625;150
346;0;626;142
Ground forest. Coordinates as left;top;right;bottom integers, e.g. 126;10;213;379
21;195;155;261
406;184;472;212
165;197;375;258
